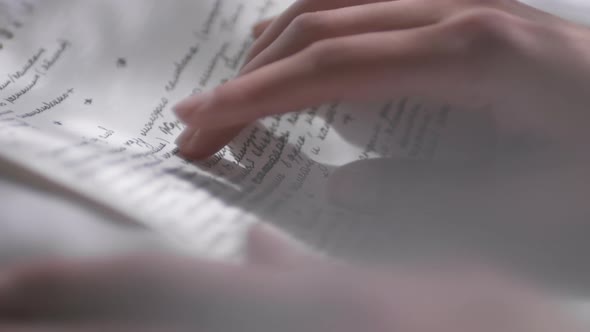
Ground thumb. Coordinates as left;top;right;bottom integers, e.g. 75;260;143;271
327;156;590;232
325;158;514;259
327;158;488;221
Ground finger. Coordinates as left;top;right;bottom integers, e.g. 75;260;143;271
177;126;244;160
252;17;275;39
243;0;390;66
179;2;538;159
175;15;513;130
0;256;279;323
174;126;196;146
245;224;321;267
0;255;340;327
242;0;542;68
241;0;445;75
0;257;354;331
0;324;194;332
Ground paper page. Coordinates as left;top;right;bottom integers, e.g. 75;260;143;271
0;0;478;259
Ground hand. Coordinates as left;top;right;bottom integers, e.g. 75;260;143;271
0;225;582;332
174;0;590;160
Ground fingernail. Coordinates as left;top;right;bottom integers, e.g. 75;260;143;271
179;129;202;158
175;128;194;145
252;18;273;38
252;23;266;38
186;130;202;150
173;91;213;123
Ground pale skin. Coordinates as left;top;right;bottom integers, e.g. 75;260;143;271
174;0;590;160
174;0;590;228
0;225;583;332
2;0;590;330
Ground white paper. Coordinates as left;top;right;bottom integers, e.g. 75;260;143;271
0;0;479;259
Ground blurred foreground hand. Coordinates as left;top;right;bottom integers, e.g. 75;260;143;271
0;225;583;332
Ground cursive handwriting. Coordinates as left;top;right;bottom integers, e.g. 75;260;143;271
252;133;288;185
140;97;169;137
10;48;45;80
5;73;39;104
201;0;222;37
165;43;199;92
40;39;70;72
19;87;74;118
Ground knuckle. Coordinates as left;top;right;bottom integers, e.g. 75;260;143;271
304;39;344;70
447;8;523;51
452;0;513;9
211;83;252;108
454;9;510;36
289;12;328;36
213;79;270;119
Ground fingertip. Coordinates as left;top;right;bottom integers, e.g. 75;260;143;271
246;223;311;267
178;130;204;160
173;103;193;124
177;131;225;161
173;91;214;124
252;18;273;39
175;128;195;146
177;127;244;161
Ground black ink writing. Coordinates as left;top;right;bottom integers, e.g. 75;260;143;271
40;39;70;72
165;43;199;92
140;97;169;136
5;73;39;104
10;48;45;80
20;88;74;118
